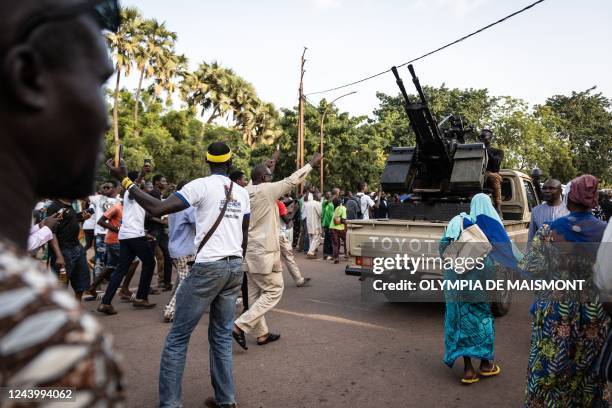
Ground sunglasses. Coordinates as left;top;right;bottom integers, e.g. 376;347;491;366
14;0;120;44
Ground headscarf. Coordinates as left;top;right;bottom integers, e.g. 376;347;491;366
469;193;503;225
469;193;519;269
568;174;599;209
549;175;606;243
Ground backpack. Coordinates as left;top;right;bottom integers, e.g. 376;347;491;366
346;196;363;220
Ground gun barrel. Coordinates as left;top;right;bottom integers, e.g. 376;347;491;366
407;64;427;105
391;66;412;105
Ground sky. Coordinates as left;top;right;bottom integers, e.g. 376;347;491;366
123;0;612;118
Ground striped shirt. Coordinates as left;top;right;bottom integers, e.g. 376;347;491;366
0;239;123;404
528;202;570;242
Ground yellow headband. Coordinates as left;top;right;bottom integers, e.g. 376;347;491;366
206;151;232;163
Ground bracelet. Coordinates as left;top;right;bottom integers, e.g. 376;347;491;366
121;177;133;190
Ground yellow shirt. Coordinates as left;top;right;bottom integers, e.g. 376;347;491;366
330;205;347;231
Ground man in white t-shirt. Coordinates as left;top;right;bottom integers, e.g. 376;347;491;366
82;193;97;252
97;172;156;314
355;181;377;220
89;181;119;279
106;142;250;408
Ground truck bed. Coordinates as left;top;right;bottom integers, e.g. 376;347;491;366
345;218;528;276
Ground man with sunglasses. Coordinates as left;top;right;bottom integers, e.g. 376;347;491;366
0;0;122;402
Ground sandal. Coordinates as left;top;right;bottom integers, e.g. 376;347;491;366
480;364;501;377
232;329;248;350
460;374;480;385
257;333;281;345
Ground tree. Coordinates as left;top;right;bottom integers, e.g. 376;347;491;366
266;100;388;192
133;19;178;135
545;88;612;184
180;61;281;147
106;7;143;146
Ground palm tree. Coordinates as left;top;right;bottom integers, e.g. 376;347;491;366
106;7;143;145
153;53;188;105
133;19;177;135
180;60;281;146
181;62;236;124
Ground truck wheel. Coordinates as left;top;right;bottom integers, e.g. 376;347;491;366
491;266;512;317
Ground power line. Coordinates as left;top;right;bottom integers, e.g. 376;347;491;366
306;0;547;96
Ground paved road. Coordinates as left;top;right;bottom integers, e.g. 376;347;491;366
86;252;534;408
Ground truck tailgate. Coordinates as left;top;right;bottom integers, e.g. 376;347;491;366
346;218;528;276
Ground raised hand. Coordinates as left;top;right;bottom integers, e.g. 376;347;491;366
308;153;323;168
105;158;127;181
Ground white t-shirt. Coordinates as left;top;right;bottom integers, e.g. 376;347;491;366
90;195;119;235
355;192;375;220
118;193;146;240
176;175;250;263
82;202;96;230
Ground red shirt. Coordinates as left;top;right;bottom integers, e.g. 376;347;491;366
276;200;288;217
103;203;123;245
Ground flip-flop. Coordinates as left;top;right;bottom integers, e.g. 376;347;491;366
480;364;501;377
232;330;248;350
460;375;480;385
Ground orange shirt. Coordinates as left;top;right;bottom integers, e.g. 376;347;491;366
103;203;123;245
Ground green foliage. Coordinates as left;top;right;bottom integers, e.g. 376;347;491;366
544;87;612;185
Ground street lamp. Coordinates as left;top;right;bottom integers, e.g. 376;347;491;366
319;91;357;192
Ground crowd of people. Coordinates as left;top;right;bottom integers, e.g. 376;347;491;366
1;2;612;408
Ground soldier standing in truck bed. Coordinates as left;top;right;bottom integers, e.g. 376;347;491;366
479;129;505;216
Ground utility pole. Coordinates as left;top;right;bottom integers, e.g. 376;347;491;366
297;47;307;192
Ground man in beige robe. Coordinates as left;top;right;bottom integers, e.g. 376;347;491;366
233;153;322;348
305;192;323;258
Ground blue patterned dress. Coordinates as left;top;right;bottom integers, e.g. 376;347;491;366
441;235;495;367
523;214;609;407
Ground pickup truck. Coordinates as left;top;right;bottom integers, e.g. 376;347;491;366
344;169;540;316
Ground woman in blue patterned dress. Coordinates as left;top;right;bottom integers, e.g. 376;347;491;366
442;194;519;384
523;175;609;407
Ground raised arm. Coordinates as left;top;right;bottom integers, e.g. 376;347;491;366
106;159;188;217
264;153;322;200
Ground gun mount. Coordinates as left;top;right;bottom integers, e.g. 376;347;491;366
381;64;487;198
380;65;489;220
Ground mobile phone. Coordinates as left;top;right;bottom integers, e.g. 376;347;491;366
85;207;95;215
115;144;123;167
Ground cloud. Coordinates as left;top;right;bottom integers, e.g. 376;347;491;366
311;0;342;10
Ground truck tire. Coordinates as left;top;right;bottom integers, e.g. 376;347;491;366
491;266;512;317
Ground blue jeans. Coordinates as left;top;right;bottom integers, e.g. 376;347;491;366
102;237;156;304
106;243;120;270
94;234;107;279
50;245;91;293
159;258;242;407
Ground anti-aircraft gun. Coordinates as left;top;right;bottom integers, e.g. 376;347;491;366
380;64;488;220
